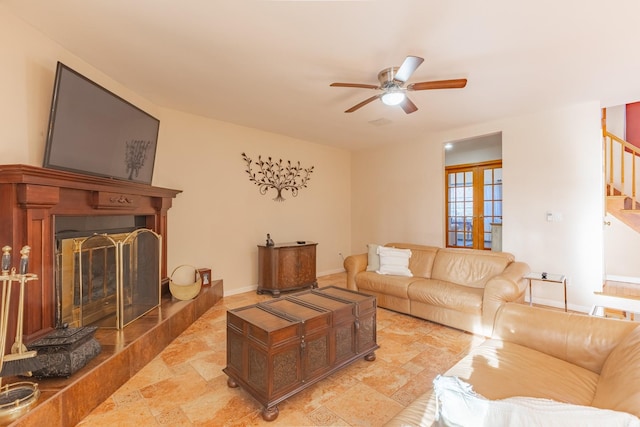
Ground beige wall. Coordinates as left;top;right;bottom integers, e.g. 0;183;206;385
0;8;351;295
153;110;351;294
351;102;605;312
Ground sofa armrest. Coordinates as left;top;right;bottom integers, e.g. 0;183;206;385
481;261;530;336
493;303;639;374
343;253;368;291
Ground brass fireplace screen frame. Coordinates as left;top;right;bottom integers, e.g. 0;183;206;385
57;228;162;329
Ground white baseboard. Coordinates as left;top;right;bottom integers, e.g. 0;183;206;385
223;284;257;297
605;274;640;284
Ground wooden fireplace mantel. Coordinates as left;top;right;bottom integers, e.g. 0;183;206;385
0;164;181;346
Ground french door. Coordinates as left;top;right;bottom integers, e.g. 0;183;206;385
445;160;502;249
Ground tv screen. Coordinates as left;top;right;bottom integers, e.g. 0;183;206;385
44;62;159;185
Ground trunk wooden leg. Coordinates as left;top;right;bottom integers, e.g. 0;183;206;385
262;405;279;421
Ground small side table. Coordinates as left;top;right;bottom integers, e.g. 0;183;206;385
523;272;567;312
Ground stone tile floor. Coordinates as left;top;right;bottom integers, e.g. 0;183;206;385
77;274;485;426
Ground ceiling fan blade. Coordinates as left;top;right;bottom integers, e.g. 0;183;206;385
345;94;381;113
399;97;418;114
330;82;379;89
394;56;424;83
407;78;467;91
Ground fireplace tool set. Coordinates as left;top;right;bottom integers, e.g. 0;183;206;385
0;245;41;424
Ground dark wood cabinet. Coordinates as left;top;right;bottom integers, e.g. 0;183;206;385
257;242;317;297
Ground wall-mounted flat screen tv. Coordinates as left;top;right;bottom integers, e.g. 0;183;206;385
44;62;159;185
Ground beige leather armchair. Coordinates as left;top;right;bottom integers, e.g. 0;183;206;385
386;303;640;425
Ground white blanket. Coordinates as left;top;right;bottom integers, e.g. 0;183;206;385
432;375;640;427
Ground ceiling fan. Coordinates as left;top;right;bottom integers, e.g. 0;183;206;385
330;55;467;114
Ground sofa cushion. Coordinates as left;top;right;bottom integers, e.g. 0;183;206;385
431;248;513;288
492;303;638;374
432;375;640;427
407;279;483;314
591;325;640;417
446;339;599;406
377;246;412;277
385;243;439;278
366;243;381;272
355;271;417;299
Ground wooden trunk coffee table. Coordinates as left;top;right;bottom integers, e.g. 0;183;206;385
223;286;378;421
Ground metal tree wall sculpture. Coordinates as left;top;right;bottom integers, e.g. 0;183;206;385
242;152;314;202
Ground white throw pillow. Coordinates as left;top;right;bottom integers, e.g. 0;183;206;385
366;243;381;272
376;246;412;277
433;375;640;427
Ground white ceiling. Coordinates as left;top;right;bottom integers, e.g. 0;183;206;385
3;0;640;151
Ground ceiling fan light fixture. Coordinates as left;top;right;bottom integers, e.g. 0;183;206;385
381;91;405;106
330;55;467;114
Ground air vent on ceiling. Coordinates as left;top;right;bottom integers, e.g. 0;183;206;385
368;118;392;126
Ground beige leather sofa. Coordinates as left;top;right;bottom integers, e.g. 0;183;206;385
344;243;530;336
386;303;640;426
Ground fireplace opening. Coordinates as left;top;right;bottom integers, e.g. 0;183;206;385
54;215;161;329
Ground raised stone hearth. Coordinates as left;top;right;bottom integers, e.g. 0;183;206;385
6;280;223;427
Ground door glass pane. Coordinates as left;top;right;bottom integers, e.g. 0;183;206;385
464;185;473;198
484;169;492;184
484;185;492;199
484;201;492;216
494;168;502;183
464;202;473;217
465;171;472;183
494;201;502;217
494;184;502;199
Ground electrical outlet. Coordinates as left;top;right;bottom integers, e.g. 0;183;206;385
546;211;563;222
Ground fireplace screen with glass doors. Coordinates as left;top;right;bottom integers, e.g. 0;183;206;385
55;228;161;329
